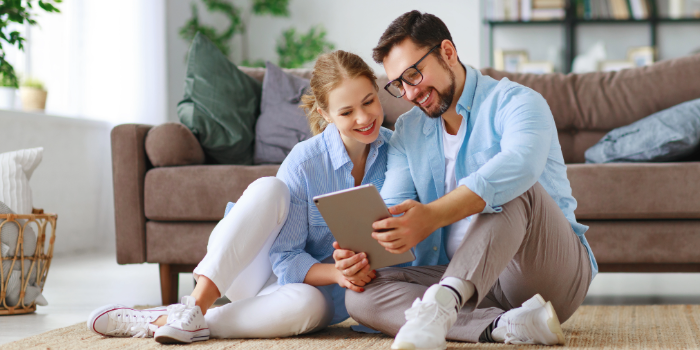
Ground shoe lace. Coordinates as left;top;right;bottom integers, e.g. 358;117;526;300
404;298;452;331
106;309;155;338
166;303;196;326
503;308;539;345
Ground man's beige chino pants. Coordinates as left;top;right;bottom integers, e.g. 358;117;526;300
345;182;592;342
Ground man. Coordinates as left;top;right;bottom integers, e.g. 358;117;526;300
342;11;597;349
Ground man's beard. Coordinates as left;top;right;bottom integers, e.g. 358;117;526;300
415;66;456;119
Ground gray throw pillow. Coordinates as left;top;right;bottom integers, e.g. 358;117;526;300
585;98;700;163
178;32;262;165
253;62;312;165
0;201;36;258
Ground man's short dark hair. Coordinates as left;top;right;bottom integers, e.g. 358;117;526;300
373;11;456;64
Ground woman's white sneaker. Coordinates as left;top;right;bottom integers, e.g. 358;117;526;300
87;304;168;338
494;294;566;345
391;284;458;350
154;295;210;344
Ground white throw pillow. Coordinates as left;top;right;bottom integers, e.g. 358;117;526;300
0;148;43;214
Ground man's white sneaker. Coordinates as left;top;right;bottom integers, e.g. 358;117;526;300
154;295;210;344
87;305;168;338
495;294;565;345
391;284;458;350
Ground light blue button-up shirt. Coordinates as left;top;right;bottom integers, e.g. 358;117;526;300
380;65;598;279
267;122;392;324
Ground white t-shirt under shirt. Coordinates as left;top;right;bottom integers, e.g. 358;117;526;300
441;116;471;260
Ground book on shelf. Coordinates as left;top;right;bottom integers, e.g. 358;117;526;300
487;0;521;21
522;0;533;21
488;0;565;21
577;0;652;20
533;0;566;7
666;0;700;19
532;8;566;19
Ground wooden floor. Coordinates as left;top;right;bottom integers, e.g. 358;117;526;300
2;251;700;346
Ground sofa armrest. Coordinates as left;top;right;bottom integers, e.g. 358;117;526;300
111;124;153;264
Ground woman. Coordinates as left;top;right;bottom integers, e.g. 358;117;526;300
87;50;391;344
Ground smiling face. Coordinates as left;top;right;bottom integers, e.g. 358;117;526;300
383;39;456;119
319;76;384;151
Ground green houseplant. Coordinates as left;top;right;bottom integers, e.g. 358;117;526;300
179;0;333;68
0;0;61;88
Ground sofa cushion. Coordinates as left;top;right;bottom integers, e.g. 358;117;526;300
585;98;700;163
253;62;312;165
144;165;280;221
481;54;700;132
178;33;262;165
145;123;205;167
558;130;609;164
568;162;700;220
146;221;214;264
583;220;700;264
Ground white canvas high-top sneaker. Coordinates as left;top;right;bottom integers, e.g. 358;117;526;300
87;305;168;338
154;295;210;344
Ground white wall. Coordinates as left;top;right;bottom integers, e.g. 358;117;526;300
0;110;114;256
166;0;482;122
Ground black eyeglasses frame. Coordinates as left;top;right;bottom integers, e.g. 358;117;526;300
384;44;442;98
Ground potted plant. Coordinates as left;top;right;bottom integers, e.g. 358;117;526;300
19;78;47;111
0;73;17;110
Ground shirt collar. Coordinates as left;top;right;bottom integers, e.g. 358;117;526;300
457;65;478;117
322;123;387;171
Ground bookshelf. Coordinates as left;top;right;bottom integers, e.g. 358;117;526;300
486;0;700;73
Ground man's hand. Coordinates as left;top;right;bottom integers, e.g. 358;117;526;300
332;241;376;292
371;199;437;254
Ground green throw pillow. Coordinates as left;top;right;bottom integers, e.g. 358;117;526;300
178;32;262;165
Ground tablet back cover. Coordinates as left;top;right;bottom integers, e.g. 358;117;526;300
314;185;415;270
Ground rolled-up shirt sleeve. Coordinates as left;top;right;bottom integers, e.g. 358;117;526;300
460;88;554;212
380;118;418;207
269;164;321;285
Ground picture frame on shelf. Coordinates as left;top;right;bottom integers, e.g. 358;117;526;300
518;61;555;74
494;49;529;73
599;60;636;72
627;46;655;67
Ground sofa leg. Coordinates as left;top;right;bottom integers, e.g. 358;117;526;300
159;263;198;305
159;264;178;305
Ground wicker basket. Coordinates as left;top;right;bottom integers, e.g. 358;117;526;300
0;209;56;315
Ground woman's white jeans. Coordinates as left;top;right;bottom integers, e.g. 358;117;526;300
192;177;334;338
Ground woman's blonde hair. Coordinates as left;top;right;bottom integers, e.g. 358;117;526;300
301;50;379;135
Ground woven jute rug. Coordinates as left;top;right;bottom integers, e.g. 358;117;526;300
5;305;700;349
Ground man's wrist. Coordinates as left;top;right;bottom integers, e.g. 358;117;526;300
424;202;446;234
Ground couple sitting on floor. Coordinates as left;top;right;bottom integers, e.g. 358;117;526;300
88;11;596;349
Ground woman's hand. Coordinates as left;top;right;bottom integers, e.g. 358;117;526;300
332;241;376;292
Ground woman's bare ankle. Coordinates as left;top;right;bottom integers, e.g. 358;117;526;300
191;275;220;315
151;315;168;327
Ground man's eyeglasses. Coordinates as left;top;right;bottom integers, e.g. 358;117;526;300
384;44;441;98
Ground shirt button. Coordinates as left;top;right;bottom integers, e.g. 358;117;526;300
433;246;438;251
467;106;471;110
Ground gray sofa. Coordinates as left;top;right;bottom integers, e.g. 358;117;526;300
112;55;700;305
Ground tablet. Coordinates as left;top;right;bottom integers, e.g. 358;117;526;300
313;184;416;270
